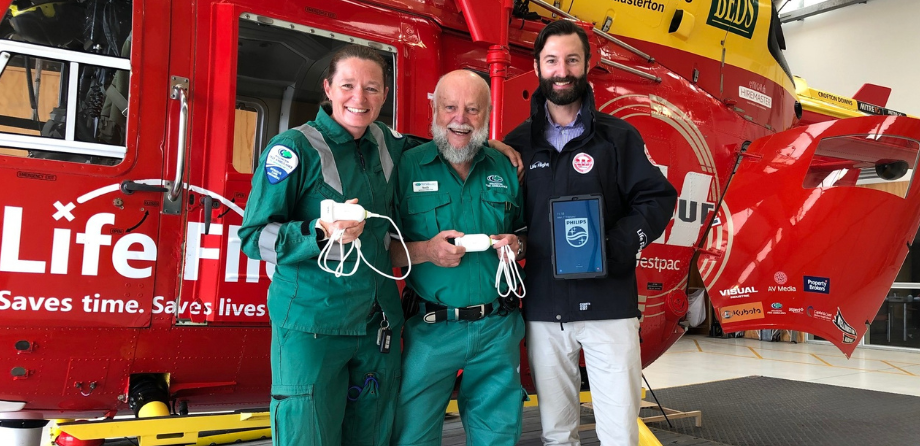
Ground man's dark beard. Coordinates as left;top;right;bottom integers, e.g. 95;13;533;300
538;72;588;106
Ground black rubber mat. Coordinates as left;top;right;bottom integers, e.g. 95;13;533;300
642;376;920;446
443;405;730;445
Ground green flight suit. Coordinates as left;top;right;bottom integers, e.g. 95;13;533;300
391;142;526;446
239;106;418;446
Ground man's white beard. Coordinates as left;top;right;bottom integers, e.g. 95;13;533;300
432;122;489;164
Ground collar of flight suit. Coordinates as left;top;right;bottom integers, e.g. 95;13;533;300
313;104;382;149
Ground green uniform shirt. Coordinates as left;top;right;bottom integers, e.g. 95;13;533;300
239;107;419;335
396;142;524;308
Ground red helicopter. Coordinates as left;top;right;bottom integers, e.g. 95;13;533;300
1;0;918;443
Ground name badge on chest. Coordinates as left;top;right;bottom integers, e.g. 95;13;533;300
413;181;439;192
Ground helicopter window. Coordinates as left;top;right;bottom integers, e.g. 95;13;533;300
233;98;268;174
230;14;397;174
0;1;132;165
802;134;920;199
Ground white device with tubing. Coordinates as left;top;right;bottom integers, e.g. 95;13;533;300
317;199;411;280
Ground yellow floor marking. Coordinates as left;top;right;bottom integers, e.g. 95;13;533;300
660;339;920;378
882;360;916;376
692;339;920;367
689;350;918;376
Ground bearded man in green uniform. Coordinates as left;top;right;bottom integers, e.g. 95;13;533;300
390;70;526;446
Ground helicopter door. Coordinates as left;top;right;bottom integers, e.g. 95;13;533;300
172;6;398;325
698;115;920;357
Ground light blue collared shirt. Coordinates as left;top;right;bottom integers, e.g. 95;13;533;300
544;103;585;152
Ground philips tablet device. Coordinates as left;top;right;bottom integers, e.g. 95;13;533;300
549;195;607;279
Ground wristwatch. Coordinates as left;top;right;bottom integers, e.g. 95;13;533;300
516;236;524;257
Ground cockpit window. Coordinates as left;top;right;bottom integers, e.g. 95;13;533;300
803;134;920;199
0;1;132;165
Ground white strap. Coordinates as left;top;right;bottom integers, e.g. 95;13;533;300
317;214;411;281
495;245;525;298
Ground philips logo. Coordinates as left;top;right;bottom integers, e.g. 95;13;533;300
564;218;589;248
804;276;830;294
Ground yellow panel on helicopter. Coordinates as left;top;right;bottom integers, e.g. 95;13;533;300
534;0;796;95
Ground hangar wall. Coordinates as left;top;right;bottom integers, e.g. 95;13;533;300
781;0;920;116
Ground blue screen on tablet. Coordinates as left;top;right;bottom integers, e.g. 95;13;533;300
551;197;605;277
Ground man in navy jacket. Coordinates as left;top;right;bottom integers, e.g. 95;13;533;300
504;20;677;446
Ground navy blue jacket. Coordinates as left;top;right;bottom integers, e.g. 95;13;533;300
504;87;677;322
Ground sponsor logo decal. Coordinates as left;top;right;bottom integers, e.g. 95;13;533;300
834;308;857;344
265;145;299;184
647;282;663;291
638;257;682;272
572;153;594;174
806;306;834;322
856;101;907;117
767;285;797;292
774;271;788;285
707;0;759;39
789;307;804;314
768;302;785;315
804;276;830;294
739;86;772;108
661;172;715;247
637;229;648;249
720;302;764;322
564;218;589;248
719;286;758;299
612;0;665;13
530;161;549;170
817;91;854;107
579;302;591;311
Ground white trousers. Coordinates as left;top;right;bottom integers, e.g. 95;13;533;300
527;318;642;446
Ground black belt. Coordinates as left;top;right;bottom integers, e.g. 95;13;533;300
420;301;495;323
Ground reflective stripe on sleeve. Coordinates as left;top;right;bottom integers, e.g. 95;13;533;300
259;222;282;264
368;124;394;183
295;124;344;194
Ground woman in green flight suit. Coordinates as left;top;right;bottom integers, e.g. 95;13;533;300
239;45;415;446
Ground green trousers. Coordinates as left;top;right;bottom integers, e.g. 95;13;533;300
392;310;525;446
270;312;401;446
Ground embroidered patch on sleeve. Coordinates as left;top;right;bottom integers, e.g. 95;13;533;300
265;145;299;184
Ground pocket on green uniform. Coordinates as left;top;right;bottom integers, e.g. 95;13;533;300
271;384;317;446
405;193;451;236
342;373;381;446
481;190;517;233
